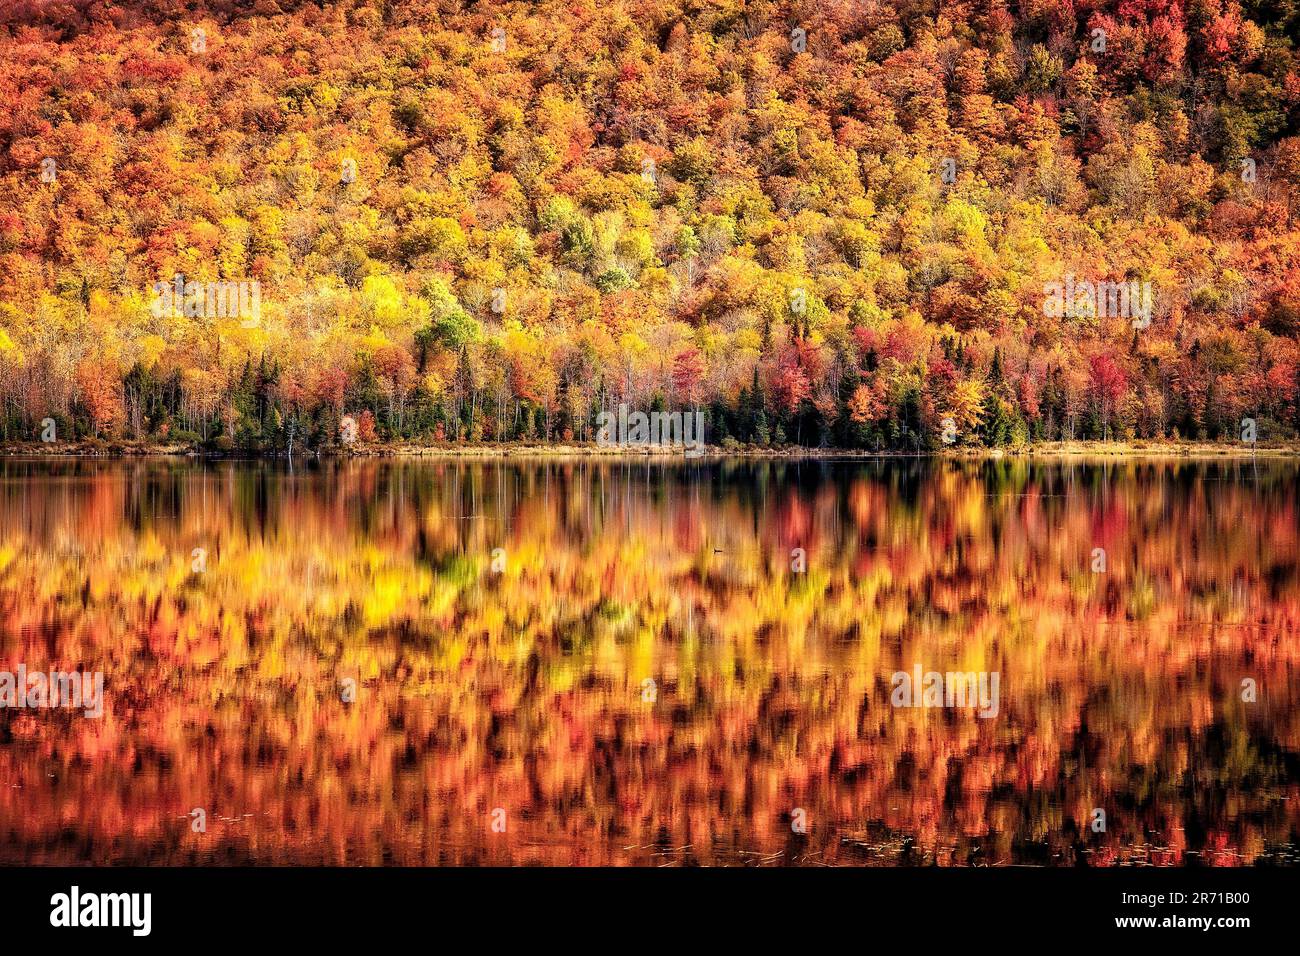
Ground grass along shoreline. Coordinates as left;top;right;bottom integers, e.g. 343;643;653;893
1;439;1297;460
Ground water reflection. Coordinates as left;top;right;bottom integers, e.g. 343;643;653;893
0;456;1296;865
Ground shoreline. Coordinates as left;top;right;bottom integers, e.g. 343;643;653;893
1;440;1296;461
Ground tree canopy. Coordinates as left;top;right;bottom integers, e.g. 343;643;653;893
3;0;1300;449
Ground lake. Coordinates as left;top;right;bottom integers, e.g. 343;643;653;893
0;456;1296;865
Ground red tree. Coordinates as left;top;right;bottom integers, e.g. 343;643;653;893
1089;354;1128;439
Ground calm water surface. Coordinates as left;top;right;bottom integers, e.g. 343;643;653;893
1;456;1297;866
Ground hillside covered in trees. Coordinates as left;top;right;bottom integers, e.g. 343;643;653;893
4;0;1300;451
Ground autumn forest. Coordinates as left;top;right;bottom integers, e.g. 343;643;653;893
4;0;1300;451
